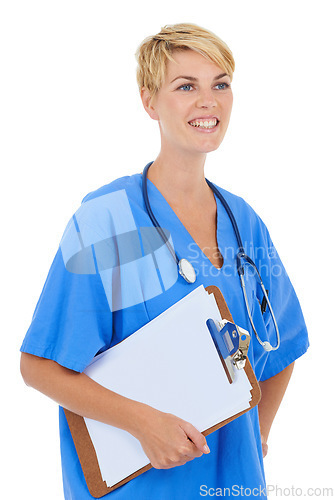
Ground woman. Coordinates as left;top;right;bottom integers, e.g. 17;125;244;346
20;23;309;499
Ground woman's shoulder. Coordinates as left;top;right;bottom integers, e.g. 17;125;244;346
60;173;142;244
78;172;142;215
210;180;271;245
210;181;260;221
81;173;141;203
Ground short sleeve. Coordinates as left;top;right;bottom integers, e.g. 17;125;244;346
257;226;309;381
20;215;113;373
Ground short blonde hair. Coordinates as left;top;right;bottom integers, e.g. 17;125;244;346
135;23;235;98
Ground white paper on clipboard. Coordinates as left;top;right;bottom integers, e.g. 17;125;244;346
83;285;252;487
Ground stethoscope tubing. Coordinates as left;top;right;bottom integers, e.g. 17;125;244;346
141;161;280;352
142;165;178;264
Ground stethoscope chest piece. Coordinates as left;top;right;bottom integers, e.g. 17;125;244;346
178;258;196;284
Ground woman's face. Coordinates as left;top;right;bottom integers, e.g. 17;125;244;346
141;49;233;157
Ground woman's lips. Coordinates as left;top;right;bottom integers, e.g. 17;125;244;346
188;120;220;133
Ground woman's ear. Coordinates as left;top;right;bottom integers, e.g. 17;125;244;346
140;87;159;121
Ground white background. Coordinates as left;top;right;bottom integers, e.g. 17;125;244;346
1;0;333;498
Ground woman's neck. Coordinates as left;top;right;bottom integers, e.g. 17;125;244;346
147;151;214;207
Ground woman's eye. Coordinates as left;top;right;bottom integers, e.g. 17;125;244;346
216;82;230;90
178;84;193;91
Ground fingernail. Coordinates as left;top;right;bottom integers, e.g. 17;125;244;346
203;445;210;453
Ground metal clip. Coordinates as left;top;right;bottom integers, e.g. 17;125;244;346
232;324;250;369
219;320;250;370
207;319;251;383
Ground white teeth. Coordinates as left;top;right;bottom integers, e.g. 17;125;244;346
189;119;218;129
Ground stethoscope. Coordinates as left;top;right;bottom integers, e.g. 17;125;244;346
142;161;280;352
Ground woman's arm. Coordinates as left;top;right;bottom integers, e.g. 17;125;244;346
20;352;210;469
258;361;295;457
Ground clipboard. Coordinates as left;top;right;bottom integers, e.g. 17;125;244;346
64;285;261;498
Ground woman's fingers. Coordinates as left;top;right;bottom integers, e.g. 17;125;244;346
135;408;210;469
181;420;210;456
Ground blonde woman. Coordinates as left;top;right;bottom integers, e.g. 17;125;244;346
20;23;309;499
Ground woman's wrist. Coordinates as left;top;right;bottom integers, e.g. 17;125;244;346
123;400;154;439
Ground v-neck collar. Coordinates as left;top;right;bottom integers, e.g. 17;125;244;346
142;173;224;272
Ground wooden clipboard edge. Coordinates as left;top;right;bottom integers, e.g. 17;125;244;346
64;407;153;498
64;284;261;498
202;358;261;437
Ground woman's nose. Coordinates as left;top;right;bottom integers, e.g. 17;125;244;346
196;89;217;108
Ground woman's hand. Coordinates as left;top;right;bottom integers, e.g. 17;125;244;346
132;405;210;469
261;434;268;458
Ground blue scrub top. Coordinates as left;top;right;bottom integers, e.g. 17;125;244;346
20;169;309;500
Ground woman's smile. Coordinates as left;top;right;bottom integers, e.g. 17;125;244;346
188;116;220;133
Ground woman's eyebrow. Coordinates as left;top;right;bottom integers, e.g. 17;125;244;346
170;73;228;83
